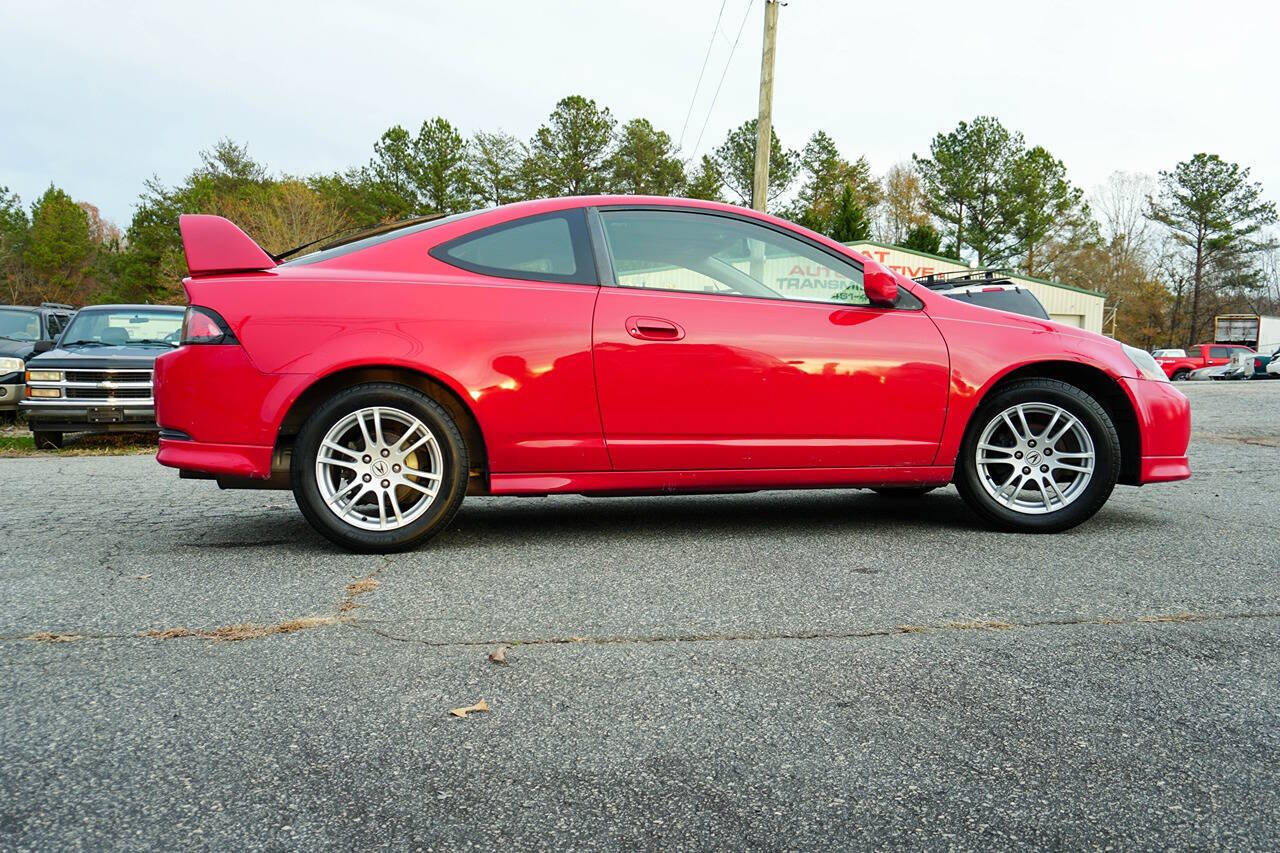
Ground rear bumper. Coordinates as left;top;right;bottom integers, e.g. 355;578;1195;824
156;437;274;479
1119;377;1191;484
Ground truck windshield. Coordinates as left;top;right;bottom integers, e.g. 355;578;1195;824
60;309;184;347
0;309;40;341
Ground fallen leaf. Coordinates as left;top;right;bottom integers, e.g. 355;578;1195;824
133;574;152;581
449;699;490;718
487;645;508;664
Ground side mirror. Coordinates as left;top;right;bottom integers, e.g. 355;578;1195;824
33;339;55;354
864;268;899;308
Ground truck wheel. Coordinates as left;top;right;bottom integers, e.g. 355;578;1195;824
33;431;63;450
954;379;1120;533
291;383;469;553
1171;368;1190;381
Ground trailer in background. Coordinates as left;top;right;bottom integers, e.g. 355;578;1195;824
1214;314;1280;352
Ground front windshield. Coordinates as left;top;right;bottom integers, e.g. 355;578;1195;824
61;309;183;346
0;309;40;341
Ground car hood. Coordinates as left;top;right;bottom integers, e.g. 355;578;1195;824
25;344;176;370
0;338;39;360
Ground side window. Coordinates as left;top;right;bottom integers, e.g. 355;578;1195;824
598;209;874;306
1209;346;1230;359
430;210;596;285
46;313;67;338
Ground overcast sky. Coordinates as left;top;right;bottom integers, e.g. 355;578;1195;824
3;0;1277;227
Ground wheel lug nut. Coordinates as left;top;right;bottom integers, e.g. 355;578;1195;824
381;449;390;457
362;474;372;483
1022;467;1031;475
1044;449;1052;456
1040;464;1049;472
1014;451;1023;459
392;464;401;473
362;455;371;463
381;479;390;489
1027;440;1036;447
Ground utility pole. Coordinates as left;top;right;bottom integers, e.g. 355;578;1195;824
751;0;780;213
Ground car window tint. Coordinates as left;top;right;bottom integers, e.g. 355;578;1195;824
599;209;869;306
433;210;595;284
1209;346;1230;358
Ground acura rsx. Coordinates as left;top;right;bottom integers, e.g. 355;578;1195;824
153;196;1190;551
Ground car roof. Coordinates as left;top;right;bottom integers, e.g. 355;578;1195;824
73;304;184;312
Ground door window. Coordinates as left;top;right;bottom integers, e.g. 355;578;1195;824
1209;346;1230;359
598;209;875;306
431;210;596;285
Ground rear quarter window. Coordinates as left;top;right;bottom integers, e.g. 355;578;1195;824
431;210;596;285
945;289;1050;320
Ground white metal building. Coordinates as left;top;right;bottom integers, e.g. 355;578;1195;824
847;240;1106;333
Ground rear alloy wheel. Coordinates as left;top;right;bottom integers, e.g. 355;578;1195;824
1171;369;1190;381
955;379;1119;533
292;383;468;552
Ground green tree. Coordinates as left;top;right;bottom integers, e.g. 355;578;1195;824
606;118;685;195
999;145;1091;275
901;223;943;255
879;163;930;244
469;130;527;207
369;125;422;211
24;186;94;304
914;116;1023;265
309;168;412;224
683;155;724;202
525;95;615;196
413;117;473;213
710;119;797;209
827;184;872;242
1147;153;1278;345
0;187;32;303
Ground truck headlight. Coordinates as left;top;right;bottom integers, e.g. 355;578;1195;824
26;370;63;382
0;357;22;373
1122;344;1169;382
27;387;62;398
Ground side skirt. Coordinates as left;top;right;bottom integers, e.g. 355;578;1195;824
487;466;954;497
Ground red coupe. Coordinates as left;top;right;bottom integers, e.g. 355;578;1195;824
154;197;1190;551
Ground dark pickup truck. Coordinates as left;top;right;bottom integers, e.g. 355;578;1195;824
21;304;185;448
0;303;75;418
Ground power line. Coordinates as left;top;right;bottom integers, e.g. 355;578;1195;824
689;0;756;162
678;0;729;153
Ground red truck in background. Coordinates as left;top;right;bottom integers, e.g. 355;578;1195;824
1156;343;1254;380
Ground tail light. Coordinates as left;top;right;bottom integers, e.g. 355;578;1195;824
181;306;238;345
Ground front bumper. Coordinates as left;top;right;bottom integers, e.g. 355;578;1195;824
1119;377;1191;483
0;381;19;412
20;399;158;432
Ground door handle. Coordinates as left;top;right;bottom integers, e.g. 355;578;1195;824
626;316;685;341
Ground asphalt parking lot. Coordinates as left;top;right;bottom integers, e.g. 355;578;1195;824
2;382;1277;849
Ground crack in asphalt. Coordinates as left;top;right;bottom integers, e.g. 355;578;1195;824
347;610;1280;650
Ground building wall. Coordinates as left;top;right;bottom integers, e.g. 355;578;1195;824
848;242;1106;334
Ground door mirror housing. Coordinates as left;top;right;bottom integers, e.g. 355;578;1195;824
864;268;899;308
33;339;55;354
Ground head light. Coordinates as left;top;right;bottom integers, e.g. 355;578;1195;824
26;369;63;382
1122;344;1169;382
0;357;23;373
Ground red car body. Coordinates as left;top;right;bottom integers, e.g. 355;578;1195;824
1156;343;1253;380
154;196;1189;522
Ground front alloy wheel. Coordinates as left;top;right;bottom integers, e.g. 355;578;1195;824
955;379;1120;532
293;383;468;552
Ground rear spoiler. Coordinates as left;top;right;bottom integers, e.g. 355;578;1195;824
178;214;276;276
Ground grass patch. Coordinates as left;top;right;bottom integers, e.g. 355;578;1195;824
142;615;340;643
0;426;156;457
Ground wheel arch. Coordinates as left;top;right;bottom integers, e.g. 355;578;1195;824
969;360;1141;486
275;364;489;484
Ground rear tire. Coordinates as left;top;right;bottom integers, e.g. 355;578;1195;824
33;431;63;450
291;383;469;552
1171;368;1190;381
954;379;1120;533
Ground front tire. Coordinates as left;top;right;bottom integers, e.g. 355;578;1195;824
954;379;1120;533
33;431;63;450
291;383;469;552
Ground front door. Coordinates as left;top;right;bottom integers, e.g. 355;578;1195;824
590;208;950;471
